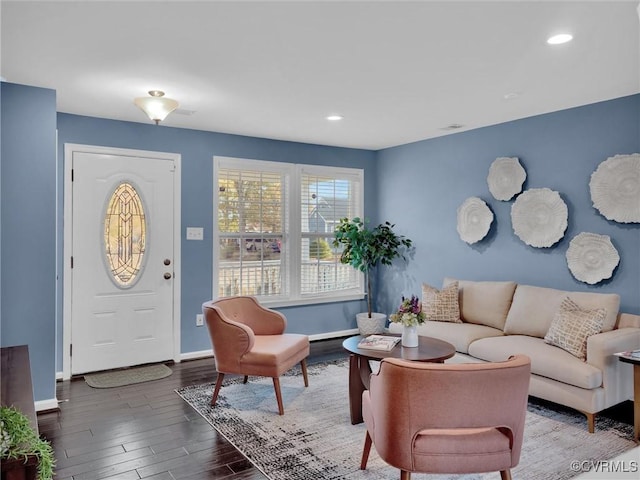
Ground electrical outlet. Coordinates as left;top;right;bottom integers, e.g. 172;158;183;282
196;314;204;326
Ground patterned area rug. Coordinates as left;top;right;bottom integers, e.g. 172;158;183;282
176;360;635;480
84;364;172;388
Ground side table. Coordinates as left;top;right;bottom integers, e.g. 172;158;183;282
616;351;640;443
1;345;38;433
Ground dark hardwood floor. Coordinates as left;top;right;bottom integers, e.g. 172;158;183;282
38;338;634;479
38;338;348;480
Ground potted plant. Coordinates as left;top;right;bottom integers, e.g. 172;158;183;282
1;406;55;480
333;217;412;335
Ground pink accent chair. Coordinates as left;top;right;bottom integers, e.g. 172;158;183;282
202;296;310;415
361;355;531;480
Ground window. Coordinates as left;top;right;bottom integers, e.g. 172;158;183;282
214;157;364;306
103;182;146;288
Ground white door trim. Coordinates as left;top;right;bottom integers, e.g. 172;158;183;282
63;143;181;379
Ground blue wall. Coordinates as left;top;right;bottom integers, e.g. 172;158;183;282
1;82;58;402
2;81;638;404
376;94;640;316
55;114;376;367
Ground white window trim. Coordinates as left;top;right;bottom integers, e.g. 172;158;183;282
213;156;365;307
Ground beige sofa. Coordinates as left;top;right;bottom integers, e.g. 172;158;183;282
388;278;640;432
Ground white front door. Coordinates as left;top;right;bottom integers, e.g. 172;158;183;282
70;149;177;374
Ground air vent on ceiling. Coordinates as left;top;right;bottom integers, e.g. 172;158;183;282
441;123;464;130
174;108;197;116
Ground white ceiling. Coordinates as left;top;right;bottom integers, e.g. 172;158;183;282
2;1;639;150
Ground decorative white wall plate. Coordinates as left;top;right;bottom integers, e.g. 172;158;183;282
566;232;619;284
487;157;527;201
457;197;493;244
511;188;568;248
589;153;640;223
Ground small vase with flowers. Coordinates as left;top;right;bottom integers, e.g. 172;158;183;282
389;295;425;347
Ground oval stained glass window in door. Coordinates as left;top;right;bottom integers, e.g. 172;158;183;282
103;182;147;287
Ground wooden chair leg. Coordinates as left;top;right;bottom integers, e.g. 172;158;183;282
243;375;249;384
211;373;225;406
500;469;512;480
360;431;372;470
300;358;309;387
273;377;285;415
400;470;411;480
585;412;596;433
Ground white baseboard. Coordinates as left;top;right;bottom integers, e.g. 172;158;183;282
180;349;214;361
178;329;358;362
308;328;358;341
53;331;357;380
35;398;59;412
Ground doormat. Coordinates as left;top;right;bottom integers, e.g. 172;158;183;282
84;363;172;388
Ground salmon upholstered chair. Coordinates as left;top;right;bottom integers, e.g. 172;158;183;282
202;296;310;415
361;355;531;480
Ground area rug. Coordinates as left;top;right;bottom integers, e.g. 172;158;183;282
85;363;172;388
176;360;635;480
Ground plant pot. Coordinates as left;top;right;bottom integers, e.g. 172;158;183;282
356;312;387;335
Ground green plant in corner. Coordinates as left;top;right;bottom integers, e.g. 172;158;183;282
0;406;55;480
333;217;412;318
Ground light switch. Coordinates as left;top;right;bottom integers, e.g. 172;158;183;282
186;227;204;240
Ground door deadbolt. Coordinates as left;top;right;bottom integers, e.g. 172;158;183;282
164;259;171;266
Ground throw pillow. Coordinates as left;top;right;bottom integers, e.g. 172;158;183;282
543;297;605;361
422;281;462;323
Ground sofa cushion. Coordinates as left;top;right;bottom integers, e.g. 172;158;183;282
544;297;605;360
422;282;461;323
388;321;503;354
444;278;516;330
468;335;603;390
503;284;619;337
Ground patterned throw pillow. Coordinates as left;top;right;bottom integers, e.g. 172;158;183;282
422;281;462;323
544;297;605;361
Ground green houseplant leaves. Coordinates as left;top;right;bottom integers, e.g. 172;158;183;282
1;406;55;479
333;217;412;317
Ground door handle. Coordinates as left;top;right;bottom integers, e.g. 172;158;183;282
164;272;172;280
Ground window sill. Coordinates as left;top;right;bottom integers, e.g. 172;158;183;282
259;293;365;309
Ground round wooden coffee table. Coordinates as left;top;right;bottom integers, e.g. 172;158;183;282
342;334;456;424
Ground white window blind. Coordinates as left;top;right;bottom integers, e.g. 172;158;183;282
214;157;363;306
299;166;362;298
216;159;289;300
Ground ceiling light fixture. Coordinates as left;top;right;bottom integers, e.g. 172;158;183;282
547;33;573;45
134;90;179;125
326;115;343;121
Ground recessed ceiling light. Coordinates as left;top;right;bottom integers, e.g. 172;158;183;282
326;115;343;121
547;33;573;45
